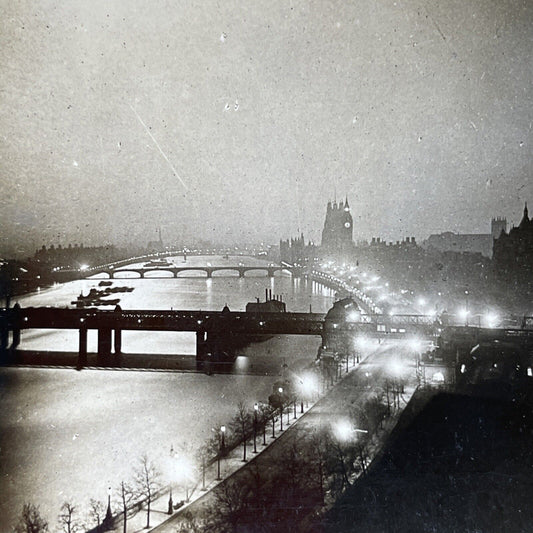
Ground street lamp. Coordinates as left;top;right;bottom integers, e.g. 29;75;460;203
253;403;258;453
216;426;226;481
278;387;284;431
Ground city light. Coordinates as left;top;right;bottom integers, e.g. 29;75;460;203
417;297;426;306
484;311;500;328
348;310;361;322
298;372;319;398
79;264;89;271
458;308;469;321
388;359;404;377
332;419;353;441
332;419;368;442
355;336;370;350
408;338;423;352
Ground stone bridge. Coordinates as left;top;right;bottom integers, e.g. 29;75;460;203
97;265;296;279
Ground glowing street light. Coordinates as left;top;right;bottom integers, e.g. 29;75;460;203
216;426;226;481
458;308;469;325
348;310;361;322
484;311;499;329
332;419;368;443
278;387;284;431
253;403;258;453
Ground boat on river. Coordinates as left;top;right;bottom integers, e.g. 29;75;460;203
143;259;172;267
71;288;121;308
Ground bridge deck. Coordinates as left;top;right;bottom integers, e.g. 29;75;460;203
2;308;325;335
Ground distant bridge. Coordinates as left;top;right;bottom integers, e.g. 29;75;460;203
50;253;301;281
95;265;297;279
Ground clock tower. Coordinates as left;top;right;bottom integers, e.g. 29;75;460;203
321;196;354;260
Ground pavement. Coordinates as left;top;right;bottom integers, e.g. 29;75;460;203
105;339;422;533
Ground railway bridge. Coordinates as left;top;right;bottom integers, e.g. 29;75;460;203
2;305;531;371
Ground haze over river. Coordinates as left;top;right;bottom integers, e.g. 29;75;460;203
0;256;334;530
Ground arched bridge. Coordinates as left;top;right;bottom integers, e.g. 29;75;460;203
97;265;297;279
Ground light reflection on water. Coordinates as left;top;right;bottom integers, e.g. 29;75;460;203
1;257;336;529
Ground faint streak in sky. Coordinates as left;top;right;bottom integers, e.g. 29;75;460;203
128;103;188;191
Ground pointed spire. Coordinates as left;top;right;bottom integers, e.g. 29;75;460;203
344;196;350;211
520;201;529;228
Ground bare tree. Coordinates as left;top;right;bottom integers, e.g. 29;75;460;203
304;429;329;505
196;441;212;491
117;480;135;533
205;480;251;533
176;511;204;533
57;502;82;533
13;503;48;533
133;453;161;529
87;499;105;533
364;394;388;432
231;400;252;462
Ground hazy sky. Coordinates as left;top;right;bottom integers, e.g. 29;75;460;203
1;0;532;255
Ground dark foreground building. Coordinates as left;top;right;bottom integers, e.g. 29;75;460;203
493;203;533;292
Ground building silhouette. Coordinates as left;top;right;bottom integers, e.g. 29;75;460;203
422;218;507;258
320;198;354;261
279;233;316;265
493;203;533;290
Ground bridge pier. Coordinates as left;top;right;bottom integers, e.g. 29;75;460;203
78;328;88;369
196;330;208;360
114;329;122;354
267;268;274;278
97;327;112;365
206;271;212;279
11;327;20;350
0;326;8;362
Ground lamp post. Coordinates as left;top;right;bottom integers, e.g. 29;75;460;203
279;387;284;431
262;410;267;445
216;425;226;481
253;403;258;453
465;290;469;326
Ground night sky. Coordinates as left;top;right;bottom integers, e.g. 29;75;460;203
1;0;532;256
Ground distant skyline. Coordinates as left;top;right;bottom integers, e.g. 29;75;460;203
1;0;532;257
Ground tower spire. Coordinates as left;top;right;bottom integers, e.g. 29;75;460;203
520;201;529;227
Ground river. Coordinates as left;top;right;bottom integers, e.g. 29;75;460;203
0;256;334;530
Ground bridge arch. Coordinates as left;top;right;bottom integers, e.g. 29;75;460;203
175;269;209;278
142;269;175;278
111;269;143;279
211;268;241;277
241;267;271;277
